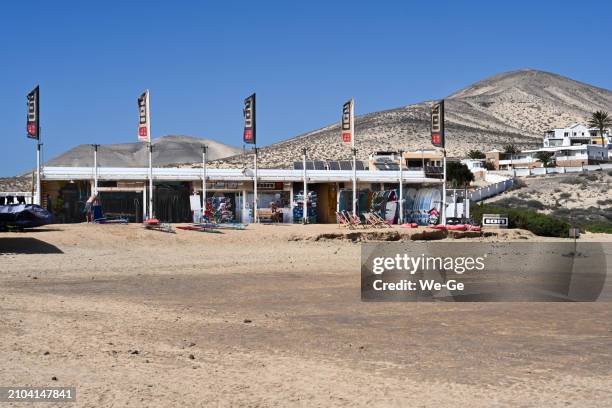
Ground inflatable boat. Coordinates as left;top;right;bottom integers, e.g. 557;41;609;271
0;204;54;229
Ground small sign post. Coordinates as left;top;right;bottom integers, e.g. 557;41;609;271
482;214;509;229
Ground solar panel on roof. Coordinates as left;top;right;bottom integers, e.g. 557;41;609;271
314;161;326;170
328;161;340;170
305;161;315;170
339;161;352;170
293;162;303;170
355;161;365;170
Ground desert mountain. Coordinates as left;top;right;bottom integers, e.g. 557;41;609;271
211;69;612;168
45;135;242;168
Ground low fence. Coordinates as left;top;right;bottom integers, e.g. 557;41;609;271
465;162;612;203
0;192;34;204
467;178;514;202
490;163;612;178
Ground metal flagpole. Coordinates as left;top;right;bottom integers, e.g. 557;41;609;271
302;148;308;224
351;98;357;218
27;86;42;205
35;141;41;205
253;147;258;223
202;145;207;211
442;149;447;225
92;144;99;196
146;90;153;219
142;187;147;222
242;187;247;222
431;99;446;226
31;166;35;204
352;148;357;218
398;150;404;224
148;142;153;219
35;102;41;206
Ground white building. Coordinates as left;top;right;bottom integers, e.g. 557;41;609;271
487;122;611;170
460;158;486;171
544;123;610;148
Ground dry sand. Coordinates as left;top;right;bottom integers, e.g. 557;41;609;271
486;171;612;211
1;223;612;407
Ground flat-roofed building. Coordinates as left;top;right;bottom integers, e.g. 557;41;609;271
544;123;610;148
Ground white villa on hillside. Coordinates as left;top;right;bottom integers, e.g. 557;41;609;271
487;123;611;170
544;123;610;147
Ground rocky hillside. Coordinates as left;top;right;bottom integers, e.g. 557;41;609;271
46;135;241;168
0;135;241;191
210;69;612;168
0;175;33;193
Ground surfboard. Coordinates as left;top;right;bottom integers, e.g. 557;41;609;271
385;201;397;224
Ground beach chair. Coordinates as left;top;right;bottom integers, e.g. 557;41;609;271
371;212;393;228
336;211;353;229
343;210;366;229
363;212;383;228
143;218;175;233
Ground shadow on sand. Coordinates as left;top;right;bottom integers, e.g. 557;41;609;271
0;237;63;254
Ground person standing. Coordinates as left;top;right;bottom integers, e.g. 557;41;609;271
84;194;98;223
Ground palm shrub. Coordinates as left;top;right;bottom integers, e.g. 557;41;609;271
587;110;612;147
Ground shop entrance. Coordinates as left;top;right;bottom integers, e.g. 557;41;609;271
154;182;192;223
309;183;337;223
207;192;237;223
98;192;143;222
245;184;291;223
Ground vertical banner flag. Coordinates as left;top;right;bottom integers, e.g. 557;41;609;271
431;99;445;148
243;93;256;144
138;90;151;142
341;99;354;145
27;86;40;139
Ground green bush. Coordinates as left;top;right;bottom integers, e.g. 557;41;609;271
582;223;612;234
472;204;570;237
559;177;583;185
596;199;612;206
579;173;599;181
494;197;548;210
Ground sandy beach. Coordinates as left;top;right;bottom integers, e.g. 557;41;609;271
0;223;611;407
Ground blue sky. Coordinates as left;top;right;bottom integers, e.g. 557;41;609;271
1;0;611;176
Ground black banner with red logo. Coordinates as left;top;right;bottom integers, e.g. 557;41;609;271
341;99;354;145
137;90;150;142
27;86;40;139
431;100;445;148
243;93;256;144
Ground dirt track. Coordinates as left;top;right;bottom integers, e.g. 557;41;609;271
1;224;611;407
